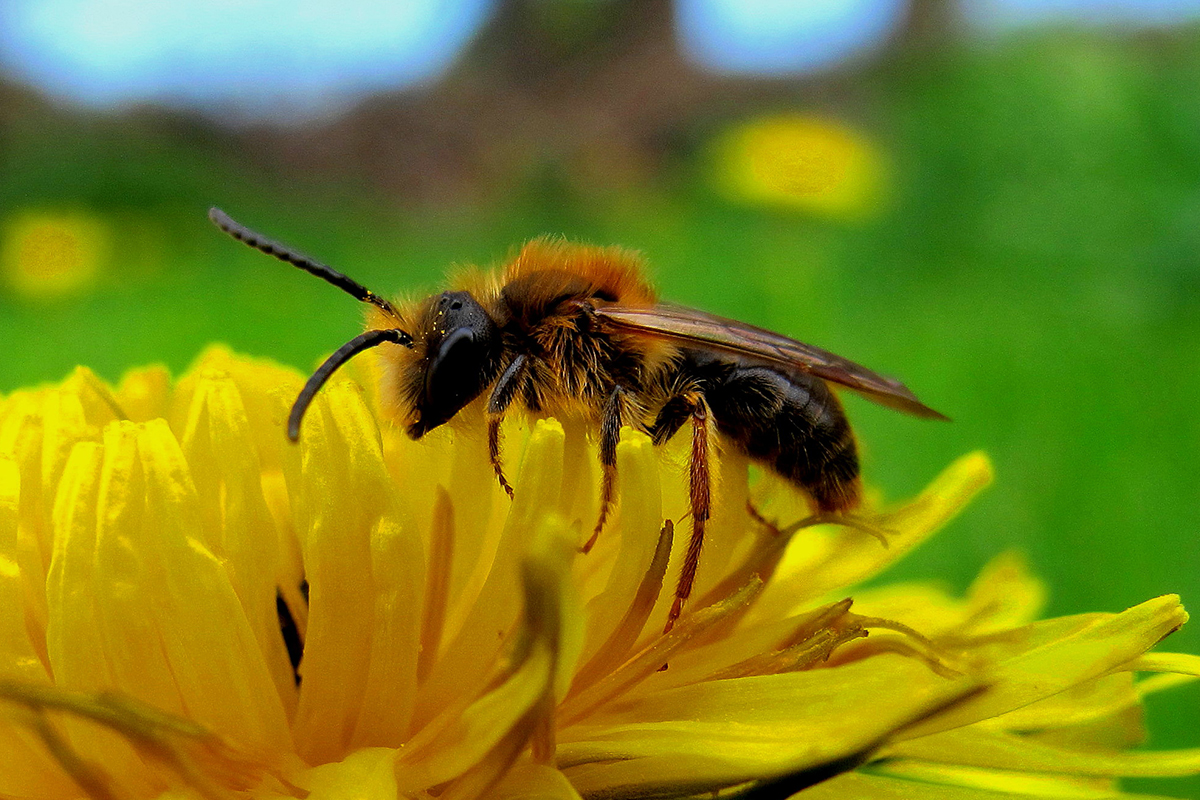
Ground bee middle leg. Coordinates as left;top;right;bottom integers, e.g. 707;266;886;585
583;385;624;553
486;354;529;499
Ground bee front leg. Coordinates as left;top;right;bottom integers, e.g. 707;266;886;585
583;385;624;553
486;354;529;499
487;419;514;499
666;392;712;633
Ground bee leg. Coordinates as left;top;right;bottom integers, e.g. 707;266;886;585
746;499;783;536
648;395;691;445
666;393;711;632
583;386;624;553
487;417;515;499
486;354;529;500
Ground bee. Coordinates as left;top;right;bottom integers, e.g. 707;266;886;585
210;208;947;630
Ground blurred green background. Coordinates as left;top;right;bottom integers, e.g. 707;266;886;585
0;0;1197;794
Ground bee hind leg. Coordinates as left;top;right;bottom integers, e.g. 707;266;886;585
799;474;890;545
786;511;892;547
745;499;783;537
665;392;712;633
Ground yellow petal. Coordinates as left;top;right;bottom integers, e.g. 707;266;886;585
284;382;421;761
170;346;300;473
897;724;1200;777
525;512;586;710
180;371;296;713
411;419;564;734
806;764;1161;799
354;479;425;749
47;420;292;760
754;451;994;620
961;550;1048;632
45;441;108;692
46;439;154;793
63;367;125;423
1128;651;1200;677
0;457;75;797
488;761;582;800
41;384;102;498
0;456;42;683
397;515;570;794
849;550;1047;645
296;746;399;800
115;364;172;423
980;672;1139;733
437;411;507;627
576;430;663;666
1;393;54;651
0;714;79;799
901;595;1189;740
559;655;978;797
557;578;765;728
136;421;292;749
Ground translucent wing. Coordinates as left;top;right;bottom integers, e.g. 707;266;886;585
595;304;948;420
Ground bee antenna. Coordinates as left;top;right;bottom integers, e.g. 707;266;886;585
288;327;414;441
209;207;401;319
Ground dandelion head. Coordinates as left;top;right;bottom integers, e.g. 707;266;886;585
1;211;109;300
710;114;887;218
0;347;1197;799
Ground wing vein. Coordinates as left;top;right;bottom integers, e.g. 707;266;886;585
595;304;948;421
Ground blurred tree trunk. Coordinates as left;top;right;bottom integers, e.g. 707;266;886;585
888;0;962;53
246;0;923;207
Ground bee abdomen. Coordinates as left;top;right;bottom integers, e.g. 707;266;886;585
704;364;860;514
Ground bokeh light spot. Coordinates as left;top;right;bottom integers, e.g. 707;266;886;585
709;113;888;218
2;211;109;300
0;0;493;119
677;0;907;74
964;0;1200;28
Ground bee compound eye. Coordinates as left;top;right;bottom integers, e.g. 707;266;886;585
414;291;501;434
421;327;487;421
429;328;475;377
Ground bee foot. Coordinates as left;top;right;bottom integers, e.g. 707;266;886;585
745;499;783;536
784;513;893;547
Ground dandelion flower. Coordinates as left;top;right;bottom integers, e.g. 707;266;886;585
1;210;109;300
710;114;887;218
1;347;1198;799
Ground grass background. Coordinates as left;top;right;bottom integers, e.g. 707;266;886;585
1;24;1197;797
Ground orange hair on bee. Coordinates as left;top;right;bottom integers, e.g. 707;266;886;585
503;237;658;309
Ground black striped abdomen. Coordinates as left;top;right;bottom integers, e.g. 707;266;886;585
700;362;861;513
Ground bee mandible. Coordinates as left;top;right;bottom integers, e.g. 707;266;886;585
209;208;947;630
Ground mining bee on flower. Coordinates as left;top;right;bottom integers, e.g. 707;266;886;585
210;208;947;630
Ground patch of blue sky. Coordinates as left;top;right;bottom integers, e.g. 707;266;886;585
675;0;908;74
3;0;1199;121
964;0;1200;28
0;0;492;119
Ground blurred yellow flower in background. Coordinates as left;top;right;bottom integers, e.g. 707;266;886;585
710;113;887;218
1;211;110;300
0;348;1198;799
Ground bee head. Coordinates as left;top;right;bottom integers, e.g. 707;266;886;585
407;290;502;439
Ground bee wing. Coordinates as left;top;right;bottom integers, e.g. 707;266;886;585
595;304;949;420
